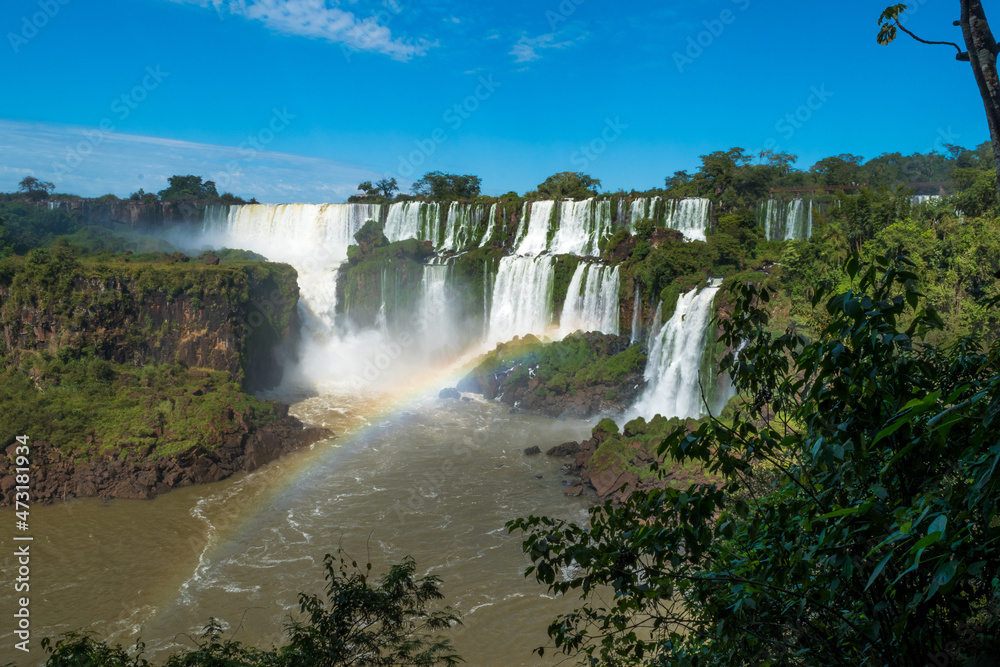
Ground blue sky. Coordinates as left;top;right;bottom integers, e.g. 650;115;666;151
0;0;990;202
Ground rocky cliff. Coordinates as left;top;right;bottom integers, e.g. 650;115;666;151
0;249;298;391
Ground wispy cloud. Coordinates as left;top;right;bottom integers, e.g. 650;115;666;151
167;0;435;61
0;119;381;204
509;28;587;63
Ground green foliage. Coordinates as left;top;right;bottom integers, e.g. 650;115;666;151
531;172;602;200
510;255;1000;665
411;172;482;200
18;176;55;200
157;175;219;201
33;553;462;667
0;353;277;459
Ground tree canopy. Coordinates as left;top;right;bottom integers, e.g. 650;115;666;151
533;171;602;199
410;172;482;200
878;2;1000;196
157;175;220;201
18;176;55;200
511;256;1000;665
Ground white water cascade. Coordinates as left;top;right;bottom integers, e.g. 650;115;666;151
441;203;488;252
629;196;661;232
417;261;458;357
486;255;555;345
479;203;499;247
912;195;941;206
760;199;812;241
633;282;721;419
203;203;381;333
384;201;442;247
559;263;620;336
630;285;641;344
549;198;613;257
514;201;555;256
664;198;711;241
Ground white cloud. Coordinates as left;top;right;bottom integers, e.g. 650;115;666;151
0;119;381;204
509;29;587;63
167;0;435;61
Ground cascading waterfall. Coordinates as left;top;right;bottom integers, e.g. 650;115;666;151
441;202;487;252
664;198;710;241
633;282;721;419
384;201;442;247
479;203;499;247
559;263;620;336
418;260;456;356
629;196;661;232
630;285;641;345
759;199;812;241
486;255;555;345
204;203;381;333
514;201;555;255
912;195;941;206
550;199;612;257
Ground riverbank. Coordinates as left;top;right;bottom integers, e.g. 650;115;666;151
0;402;330;505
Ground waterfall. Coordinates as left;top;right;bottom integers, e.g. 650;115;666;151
760;199;812;241
550;198;612;257
629;196;661;232
633;282;721;419
479;203;499;246
440;202;486;252
486;256;555;345
912;195;941;206
664;198;710;241
384;201;442;246
418;261;456;356
204;203;381;333
559;263;620;336
515;201;555;256
630;285;641;344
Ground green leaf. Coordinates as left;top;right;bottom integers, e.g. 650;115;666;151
864;552;894;591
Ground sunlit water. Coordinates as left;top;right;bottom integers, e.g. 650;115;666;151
0;388;596;666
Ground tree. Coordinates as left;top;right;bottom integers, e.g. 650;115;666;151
358;180;376;197
410;172;481;200
533;172;601;199
17;175;55;200
878;2;1000;196
511;256;1000;665
809;154;865;186
375;177;399;199
157;175;219;201
32;552;463;667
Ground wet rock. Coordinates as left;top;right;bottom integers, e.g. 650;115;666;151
546;441;581;457
564;485;584;497
523;446;542;456
438;387;461;400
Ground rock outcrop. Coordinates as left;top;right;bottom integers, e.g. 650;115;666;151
0;404;331;505
458;332;646;419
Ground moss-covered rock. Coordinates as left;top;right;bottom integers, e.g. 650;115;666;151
457;332;646;418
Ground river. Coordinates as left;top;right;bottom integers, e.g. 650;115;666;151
0;384;597;666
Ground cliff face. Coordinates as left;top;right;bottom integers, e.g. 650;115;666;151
47;198;205;229
0;253;299;391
